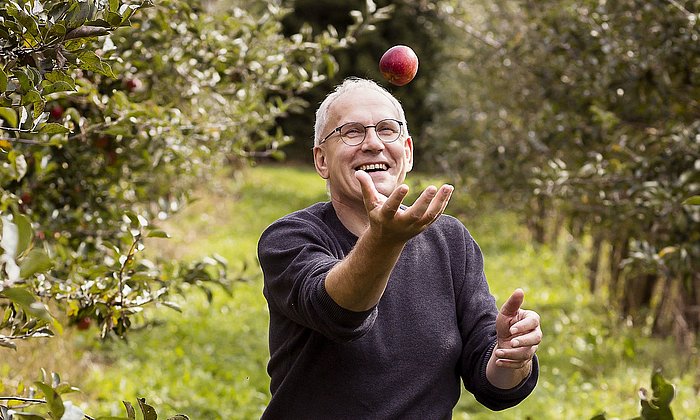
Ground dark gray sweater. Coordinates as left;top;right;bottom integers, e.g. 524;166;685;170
258;202;538;419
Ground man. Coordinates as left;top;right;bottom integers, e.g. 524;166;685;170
258;77;541;419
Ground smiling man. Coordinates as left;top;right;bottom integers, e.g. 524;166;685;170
257;77;541;419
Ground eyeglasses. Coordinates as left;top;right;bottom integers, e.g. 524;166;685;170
320;118;404;146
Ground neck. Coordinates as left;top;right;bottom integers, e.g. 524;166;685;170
331;198;369;237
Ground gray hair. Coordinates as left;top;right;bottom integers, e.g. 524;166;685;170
313;77;409;147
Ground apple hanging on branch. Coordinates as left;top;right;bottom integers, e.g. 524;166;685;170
379;45;419;86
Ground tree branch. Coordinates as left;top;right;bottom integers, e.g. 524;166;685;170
0;397;46;403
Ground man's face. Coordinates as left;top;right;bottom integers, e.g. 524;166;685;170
314;87;414;205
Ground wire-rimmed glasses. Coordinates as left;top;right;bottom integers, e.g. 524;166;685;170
320;118;404;146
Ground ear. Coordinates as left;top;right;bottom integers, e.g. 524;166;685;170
313;146;329;179
404;136;414;172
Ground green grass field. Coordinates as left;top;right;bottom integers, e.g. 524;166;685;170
3;164;698;419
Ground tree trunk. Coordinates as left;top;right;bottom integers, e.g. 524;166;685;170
609;236;628;303
622;273;659;319
587;234;603;293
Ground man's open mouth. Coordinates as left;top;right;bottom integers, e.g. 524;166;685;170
356;163;388;172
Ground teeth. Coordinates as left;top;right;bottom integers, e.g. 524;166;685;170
358;163;388;171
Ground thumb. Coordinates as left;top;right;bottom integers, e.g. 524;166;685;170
355;170;381;210
499;288;525;317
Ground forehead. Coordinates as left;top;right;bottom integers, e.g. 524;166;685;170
328;87;400;123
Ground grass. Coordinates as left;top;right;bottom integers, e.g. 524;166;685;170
2;163;698;419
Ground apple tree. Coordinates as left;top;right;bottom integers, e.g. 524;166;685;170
424;0;699;342
1;0;381;416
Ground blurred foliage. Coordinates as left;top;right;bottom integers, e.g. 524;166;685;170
277;0;454;163
0;0;385;417
422;0;700;343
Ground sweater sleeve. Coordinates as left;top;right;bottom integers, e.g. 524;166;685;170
258;213;377;342
452;221;538;410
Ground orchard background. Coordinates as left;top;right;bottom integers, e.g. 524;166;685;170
1;0;698;419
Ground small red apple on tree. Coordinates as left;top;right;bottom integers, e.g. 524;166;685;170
49;105;65;119
379;45;419;86
76;317;92;330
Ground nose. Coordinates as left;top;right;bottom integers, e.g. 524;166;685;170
361;127;385;152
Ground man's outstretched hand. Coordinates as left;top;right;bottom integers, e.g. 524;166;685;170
487;288;542;389
355;170;453;244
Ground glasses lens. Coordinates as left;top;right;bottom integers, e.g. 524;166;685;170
375;119;401;143
339;122;366;146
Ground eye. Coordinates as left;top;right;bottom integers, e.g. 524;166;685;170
377;121;399;134
341;124;364;138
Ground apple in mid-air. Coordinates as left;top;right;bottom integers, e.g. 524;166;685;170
379;45;419;86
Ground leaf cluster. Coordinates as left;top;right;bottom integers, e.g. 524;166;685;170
425;0;700;338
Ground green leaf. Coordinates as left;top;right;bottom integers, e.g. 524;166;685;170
105;11;123;27
20;89;43;106
76;51;117;78
34;382;65;419
13;213;33;257
44;70;75;87
109;0;120;12
122;401;136;420
682;195;700;206
13;68;34;92
85;19;114;28
38;122;70;135
42;81;75;95
137;398;158;420
45;22;67;42
147;230;170;238
0;107;18;127
6;5;40;37
1;287;35;307
650;372;675;407
0;67;7;92
32;102;46;123
19;248;54;278
167;416;190;420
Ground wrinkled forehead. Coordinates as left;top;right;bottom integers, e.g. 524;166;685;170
327;87;402;124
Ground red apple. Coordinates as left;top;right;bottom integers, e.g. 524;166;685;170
123;78;143;92
379;45;419;86
76;317;91;330
20;191;32;204
94;136;109;150
50;105;64;119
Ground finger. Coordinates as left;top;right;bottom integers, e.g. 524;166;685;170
428;184;453;221
508;312;541;336
381;183;410;217
355;170;383;210
436;184;454;215
403;185;438;221
418;185;452;224
495;346;538;362
499;288;525;318
510;329;542;348
495;358;534;370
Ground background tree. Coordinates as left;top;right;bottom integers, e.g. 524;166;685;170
424;0;699;344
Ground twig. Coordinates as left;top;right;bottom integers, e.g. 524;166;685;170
0;397;46;403
0;137;45;145
666;0;694;16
